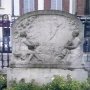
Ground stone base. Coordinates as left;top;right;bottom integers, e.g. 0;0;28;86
7;68;88;86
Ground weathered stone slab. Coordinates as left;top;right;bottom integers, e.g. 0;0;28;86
7;68;88;86
11;10;84;68
7;11;88;86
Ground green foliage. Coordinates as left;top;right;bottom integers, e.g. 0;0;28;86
48;76;66;90
81;81;90;90
66;80;81;90
0;74;7;89
0;75;6;84
6;75;90;90
7;82;45;90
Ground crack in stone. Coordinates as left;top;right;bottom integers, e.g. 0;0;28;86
49;24;61;40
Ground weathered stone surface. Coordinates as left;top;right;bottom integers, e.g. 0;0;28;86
11;10;84;68
7;68;88;86
7;11;88;86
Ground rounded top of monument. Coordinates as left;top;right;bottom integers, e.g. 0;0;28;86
12;10;80;27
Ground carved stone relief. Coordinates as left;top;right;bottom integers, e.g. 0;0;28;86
11;11;84;68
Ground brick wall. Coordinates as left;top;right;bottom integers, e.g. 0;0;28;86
35;0;38;10
62;0;86;15
19;0;86;16
20;0;38;15
63;0;69;13
77;0;86;16
19;0;24;16
44;0;51;10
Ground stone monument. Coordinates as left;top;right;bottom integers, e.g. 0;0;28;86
7;10;88;86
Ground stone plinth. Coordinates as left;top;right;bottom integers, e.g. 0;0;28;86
7;68;88;85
